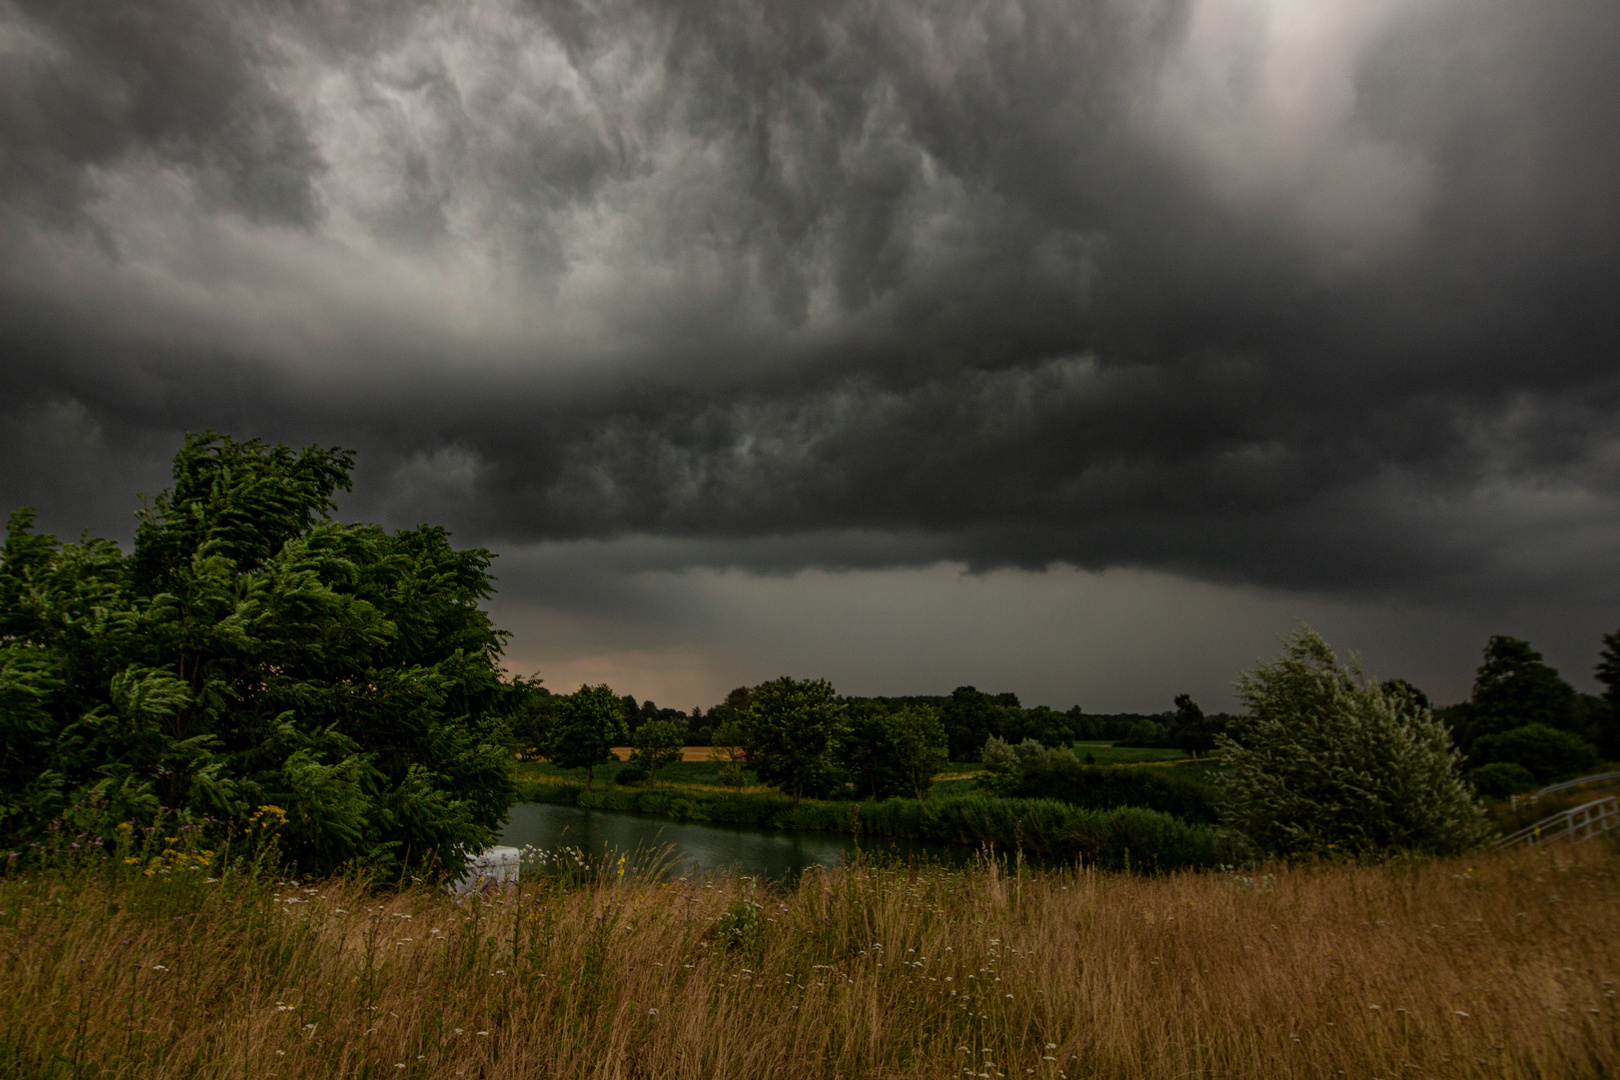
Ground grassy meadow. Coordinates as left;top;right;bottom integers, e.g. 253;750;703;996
2;842;1616;1079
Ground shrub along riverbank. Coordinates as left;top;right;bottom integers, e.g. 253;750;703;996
512;775;1238;870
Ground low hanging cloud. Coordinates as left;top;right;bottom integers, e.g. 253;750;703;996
1;0;1617;624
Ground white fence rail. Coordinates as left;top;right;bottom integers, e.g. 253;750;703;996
1531;771;1620;799
1496;796;1620;850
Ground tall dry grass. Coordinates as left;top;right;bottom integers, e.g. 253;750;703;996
2;843;1616;1079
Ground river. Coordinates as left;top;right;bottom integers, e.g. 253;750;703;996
498;802;972;881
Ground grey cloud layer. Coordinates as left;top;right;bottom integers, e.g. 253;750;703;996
1;0;1617;608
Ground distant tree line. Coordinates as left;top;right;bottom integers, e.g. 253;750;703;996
512;680;1226;764
512;624;1620;811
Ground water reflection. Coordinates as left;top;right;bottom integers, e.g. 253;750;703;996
499;802;969;881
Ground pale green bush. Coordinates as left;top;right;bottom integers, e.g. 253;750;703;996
1218;627;1489;857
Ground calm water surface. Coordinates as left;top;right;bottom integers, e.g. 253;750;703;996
499;802;970;880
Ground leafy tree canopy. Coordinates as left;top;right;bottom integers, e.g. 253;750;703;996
1217;627;1488;858
1470;723;1598;782
1169;694;1224;757
0;432;521;878
629;718;684;781
834;702;948;800
742;676;846;804
542;684;627;789
1460;636;1579;748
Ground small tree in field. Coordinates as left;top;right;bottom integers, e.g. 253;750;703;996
835;704;949;799
1218;628;1488;858
544;684;627;790
743;676;846;805
629;719;684;781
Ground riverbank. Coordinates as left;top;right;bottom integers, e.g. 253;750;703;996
512;773;1235;870
3;844;1613;1079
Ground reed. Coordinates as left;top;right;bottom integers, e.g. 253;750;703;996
1;843;1616;1078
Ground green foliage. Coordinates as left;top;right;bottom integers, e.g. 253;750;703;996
508;677;554;759
939;687;1021;761
713;894;764;956
834;702;948;799
629;719;684;780
1470;723;1599;781
742;676;846;804
1169;694;1223;757
977;737;1216;821
0;433;520;879
978;735;1049;786
1014;705;1077;747
1121;718;1166;747
1596;630;1620;759
1468;762;1538;800
1009;764;1217;823
542;685;627;789
704;686;753;739
1217;627;1489;858
1456;636;1582;751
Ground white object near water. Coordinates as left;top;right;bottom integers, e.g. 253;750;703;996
451;845;521;894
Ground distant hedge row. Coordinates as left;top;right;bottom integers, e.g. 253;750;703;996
511;778;1240;871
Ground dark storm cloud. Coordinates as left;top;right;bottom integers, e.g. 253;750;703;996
0;0;321;226
1;0;1618;609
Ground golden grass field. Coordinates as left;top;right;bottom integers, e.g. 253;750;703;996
609;747;736;762
1;842;1616;1079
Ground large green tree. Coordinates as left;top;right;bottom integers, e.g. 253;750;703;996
1217;627;1488;857
542;684;627;789
1449;635;1606;772
834;702;948;800
0;433;521;878
742;676;846;804
940;686;1006;761
628;718;684;782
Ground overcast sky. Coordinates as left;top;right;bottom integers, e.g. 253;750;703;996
3;0;1617;711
